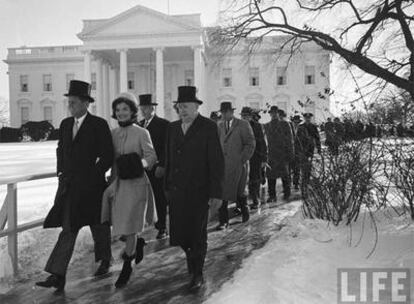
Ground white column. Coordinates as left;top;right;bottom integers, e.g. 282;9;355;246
193;45;207;115
154;47;165;118
103;62;110;121
83;51;91;83
96;58;104;117
118;49;128;92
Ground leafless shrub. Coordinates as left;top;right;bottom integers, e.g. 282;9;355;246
302;139;387;225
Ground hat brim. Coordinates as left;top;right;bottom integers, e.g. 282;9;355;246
174;99;203;105
139;103;158;106
64;93;94;103
220;108;236;112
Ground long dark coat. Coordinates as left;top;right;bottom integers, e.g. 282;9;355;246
164;114;224;247
44;113;114;231
139;115;169;168
218;118;255;201
264;119;293;179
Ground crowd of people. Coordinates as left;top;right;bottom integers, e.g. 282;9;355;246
34;79;372;295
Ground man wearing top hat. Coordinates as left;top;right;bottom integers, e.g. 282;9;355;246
264;106;294;202
36;80;114;292
138;94;170;240
164;86;224;290
217;102;256;229
240;107;267;209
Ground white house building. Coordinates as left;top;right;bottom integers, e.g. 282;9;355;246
4;4;331;128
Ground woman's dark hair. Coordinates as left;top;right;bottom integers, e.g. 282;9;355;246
111;97;138;120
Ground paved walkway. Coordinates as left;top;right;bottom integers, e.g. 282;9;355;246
0;197;301;304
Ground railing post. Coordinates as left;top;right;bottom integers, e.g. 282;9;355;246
7;183;18;275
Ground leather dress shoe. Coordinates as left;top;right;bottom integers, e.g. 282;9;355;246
189;274;204;291
36;274;65;292
94;260;111;277
215;222;229;231
156;228;168;240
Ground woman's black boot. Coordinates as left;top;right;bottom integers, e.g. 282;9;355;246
115;253;134;288
135;237;147;264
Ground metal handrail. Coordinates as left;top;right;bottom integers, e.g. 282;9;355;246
0;171;56;275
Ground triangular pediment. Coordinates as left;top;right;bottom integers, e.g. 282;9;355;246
79;5;200;38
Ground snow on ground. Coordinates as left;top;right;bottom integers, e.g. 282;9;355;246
205;208;414;304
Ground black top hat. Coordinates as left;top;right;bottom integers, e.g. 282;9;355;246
139;94;158;106
292;115;302;122
64;80;94;103
303;112;314;118
240;107;253;115
219;102;236;112
174;86;203;104
268;106;279;113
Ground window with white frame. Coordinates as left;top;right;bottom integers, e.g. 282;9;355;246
249;68;260;86
91;73;97;90
276;67;287;85
43;74;52;91
222;68;232;87
66;73;74;90
20;75;29;92
21;106;29;125
305;65;316;85
184;69;194;86
128;72;135;90
43;106;53;124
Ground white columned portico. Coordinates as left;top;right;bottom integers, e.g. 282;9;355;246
95;58;104;117
102;61;110;121
154;47;165;118
193;45;207;115
83;50;91;83
118;49;128;93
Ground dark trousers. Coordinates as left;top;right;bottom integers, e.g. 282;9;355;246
147;169;168;230
45;197;111;277
181;211;208;276
45;224;111;277
248;160;261;202
267;176;291;198
292;154;307;187
218;196;248;225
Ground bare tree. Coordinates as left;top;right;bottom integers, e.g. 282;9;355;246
214;0;414;99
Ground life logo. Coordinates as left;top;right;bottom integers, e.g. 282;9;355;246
337;268;411;303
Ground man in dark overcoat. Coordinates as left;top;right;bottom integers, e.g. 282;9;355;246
164;86;224;290
36;80;114;292
264;106;294;202
290;115;312;190
139;94;170;239
217;103;255;229
240;107;267;209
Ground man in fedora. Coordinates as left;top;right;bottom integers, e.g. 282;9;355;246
217;102;255;230
138;94;170;240
291;115;311;190
264;106;294;202
164;86;224;290
240;107;267;209
36;80;114;292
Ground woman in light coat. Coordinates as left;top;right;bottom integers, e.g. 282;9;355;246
102;93;157;288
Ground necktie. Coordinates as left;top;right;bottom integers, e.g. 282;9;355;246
73;119;79;140
225;121;230;134
182;123;188;135
144;120;149;129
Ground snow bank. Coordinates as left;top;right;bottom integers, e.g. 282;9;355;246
205;207;414;304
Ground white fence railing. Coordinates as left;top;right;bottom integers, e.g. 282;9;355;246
0;172;55;275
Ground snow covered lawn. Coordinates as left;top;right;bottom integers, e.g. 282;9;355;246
205;209;414;304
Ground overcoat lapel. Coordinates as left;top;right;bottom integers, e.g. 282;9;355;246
224;119;239;141
183;115;202;142
72;112;91;143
